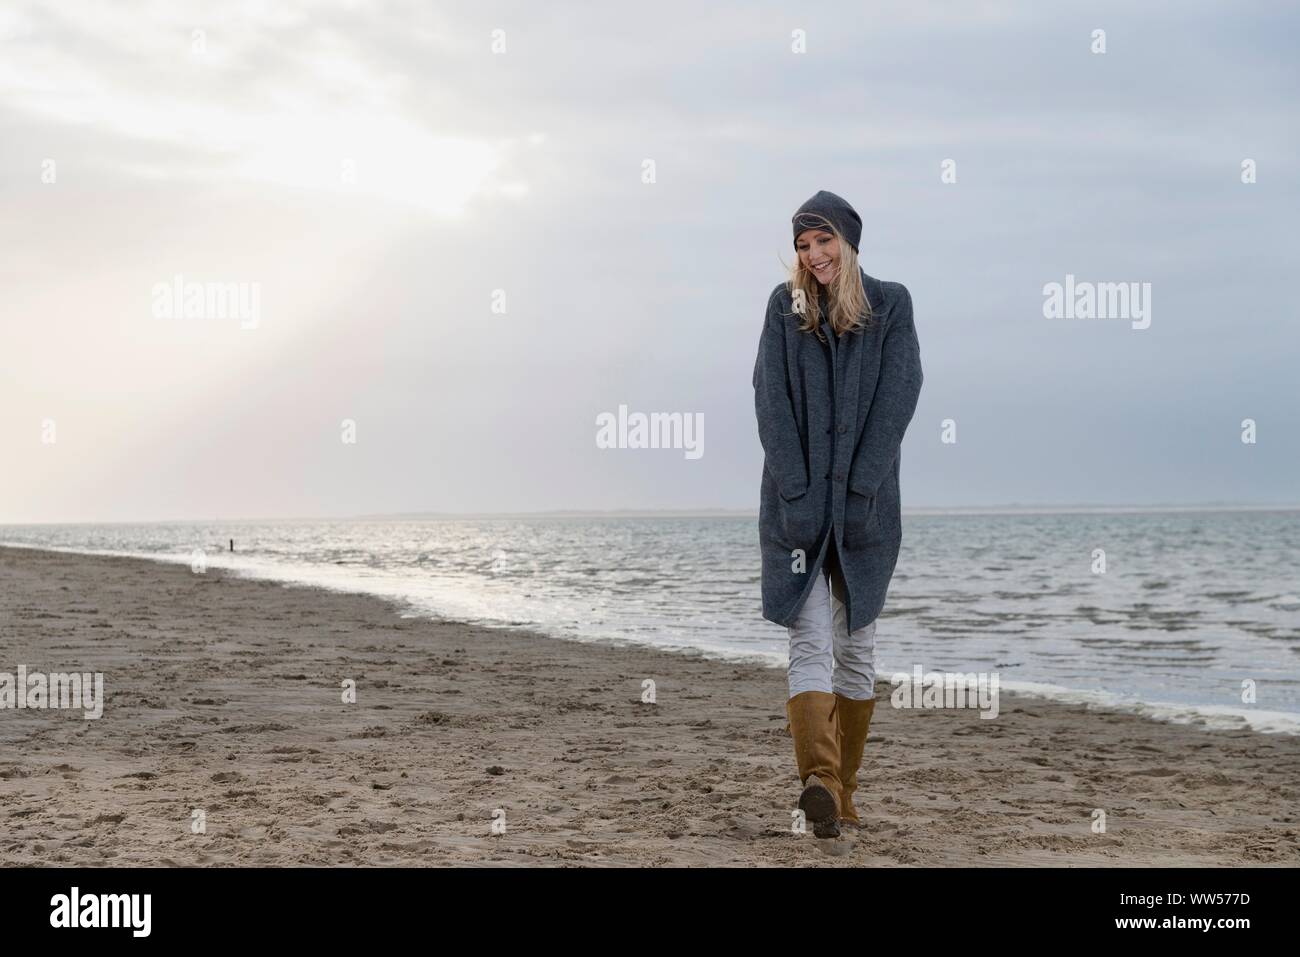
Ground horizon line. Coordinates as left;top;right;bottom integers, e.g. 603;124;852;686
3;502;1300;527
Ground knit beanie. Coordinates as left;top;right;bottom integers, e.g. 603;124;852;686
791;189;862;254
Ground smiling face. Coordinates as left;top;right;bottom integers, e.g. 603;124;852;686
795;228;840;285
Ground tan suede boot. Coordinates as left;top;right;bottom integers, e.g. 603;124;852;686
785;690;843;838
835;694;876;828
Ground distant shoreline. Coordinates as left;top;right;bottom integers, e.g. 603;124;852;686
3;503;1300;526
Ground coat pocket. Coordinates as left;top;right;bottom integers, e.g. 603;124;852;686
843;489;883;548
779;489;823;550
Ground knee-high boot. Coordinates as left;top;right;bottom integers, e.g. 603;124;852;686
785;690;843;838
834;694;876;828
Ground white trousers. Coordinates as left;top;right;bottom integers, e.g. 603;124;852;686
786;547;877;701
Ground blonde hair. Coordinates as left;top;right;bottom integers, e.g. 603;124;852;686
780;220;874;340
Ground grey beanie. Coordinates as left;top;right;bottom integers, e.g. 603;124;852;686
792;189;862;253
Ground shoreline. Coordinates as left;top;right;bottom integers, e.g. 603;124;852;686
2;546;1297;866
2;541;1294;738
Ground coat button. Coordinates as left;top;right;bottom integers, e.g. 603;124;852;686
837;424;847;434
834;472;845;482
823;473;829;480
825;427;831;434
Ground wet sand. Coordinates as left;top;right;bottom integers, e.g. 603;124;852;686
1;546;1297;866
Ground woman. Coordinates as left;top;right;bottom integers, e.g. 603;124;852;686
753;189;923;839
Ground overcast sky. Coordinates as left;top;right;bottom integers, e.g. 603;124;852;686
2;0;1297;524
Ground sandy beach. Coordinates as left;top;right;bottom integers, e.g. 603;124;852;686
1;545;1296;867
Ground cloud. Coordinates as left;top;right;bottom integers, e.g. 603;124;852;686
0;0;513;214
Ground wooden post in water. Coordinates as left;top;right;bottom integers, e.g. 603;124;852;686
230;539;234;552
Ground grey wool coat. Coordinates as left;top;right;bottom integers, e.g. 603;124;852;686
753;266;923;633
